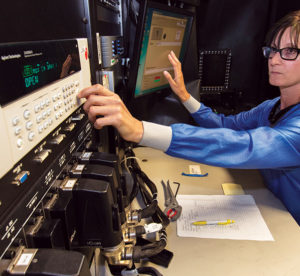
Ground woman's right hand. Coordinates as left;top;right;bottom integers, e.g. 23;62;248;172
163;51;190;102
77;84;144;143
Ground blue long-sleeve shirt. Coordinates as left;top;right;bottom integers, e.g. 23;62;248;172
139;96;300;224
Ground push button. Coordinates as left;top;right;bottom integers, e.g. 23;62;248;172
23;109;30;119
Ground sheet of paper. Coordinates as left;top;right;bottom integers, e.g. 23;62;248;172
176;195;274;241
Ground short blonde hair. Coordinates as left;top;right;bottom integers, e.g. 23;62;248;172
266;10;300;48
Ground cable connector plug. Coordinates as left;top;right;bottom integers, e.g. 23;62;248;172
144;223;163;234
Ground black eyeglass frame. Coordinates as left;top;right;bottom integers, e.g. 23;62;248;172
262;46;300;61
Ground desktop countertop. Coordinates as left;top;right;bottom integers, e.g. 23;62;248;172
132;147;300;276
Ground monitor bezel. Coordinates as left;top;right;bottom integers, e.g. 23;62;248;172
127;0;194;100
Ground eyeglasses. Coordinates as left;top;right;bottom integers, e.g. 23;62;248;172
262;46;300;60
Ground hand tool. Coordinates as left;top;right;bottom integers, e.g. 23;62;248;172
161;180;182;221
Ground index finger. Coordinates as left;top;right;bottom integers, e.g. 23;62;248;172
78;84;114;99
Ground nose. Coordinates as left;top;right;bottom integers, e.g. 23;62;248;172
269;51;282;65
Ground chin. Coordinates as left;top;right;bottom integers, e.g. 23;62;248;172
269;77;283;87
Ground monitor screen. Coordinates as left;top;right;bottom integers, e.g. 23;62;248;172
129;1;193;98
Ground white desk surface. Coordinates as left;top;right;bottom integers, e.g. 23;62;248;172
133;147;300;276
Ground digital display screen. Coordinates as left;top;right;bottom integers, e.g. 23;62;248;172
133;4;193;98
0;40;80;106
23;62;58;89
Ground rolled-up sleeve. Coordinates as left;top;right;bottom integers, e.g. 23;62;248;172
139;121;172;152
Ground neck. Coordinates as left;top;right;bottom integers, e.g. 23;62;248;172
280;86;300;110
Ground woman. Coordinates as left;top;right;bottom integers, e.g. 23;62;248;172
78;10;300;224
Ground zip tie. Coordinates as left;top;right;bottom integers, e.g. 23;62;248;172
120;156;141;173
121;156;141;163
181;172;208;177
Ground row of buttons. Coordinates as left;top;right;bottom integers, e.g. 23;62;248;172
62;80;79;92
64;99;77;113
12;79;81;149
36;109;52;123
55;110;64;120
34;98;51;113
63;88;79;99
16;118;54;147
13;108;52;136
38;118;54;133
52;81;79;102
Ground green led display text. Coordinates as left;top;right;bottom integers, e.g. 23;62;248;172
23;61;58;88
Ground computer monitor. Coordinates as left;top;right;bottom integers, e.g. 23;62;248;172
128;1;193;98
